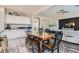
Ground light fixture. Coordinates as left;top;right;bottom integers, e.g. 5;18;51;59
20;8;23;11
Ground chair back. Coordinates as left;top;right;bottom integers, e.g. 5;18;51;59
28;35;40;41
50;31;57;34
45;29;51;33
28;35;36;40
53;31;63;47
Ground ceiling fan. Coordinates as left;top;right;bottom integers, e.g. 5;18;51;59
56;9;69;15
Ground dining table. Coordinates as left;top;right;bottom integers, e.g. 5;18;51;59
28;32;55;53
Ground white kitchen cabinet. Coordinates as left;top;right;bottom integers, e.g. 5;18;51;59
63;36;79;44
62;30;79;44
5;15;31;24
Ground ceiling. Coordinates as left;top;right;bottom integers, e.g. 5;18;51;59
38;5;79;17
0;5;52;16
0;5;79;18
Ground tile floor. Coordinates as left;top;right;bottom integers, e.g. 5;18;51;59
7;37;79;53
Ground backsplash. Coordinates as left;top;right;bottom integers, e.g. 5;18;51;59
5;24;31;29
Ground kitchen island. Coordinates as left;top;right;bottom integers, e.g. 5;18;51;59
0;29;27;40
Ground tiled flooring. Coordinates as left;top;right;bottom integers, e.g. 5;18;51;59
7;38;31;53
7;38;79;53
60;41;79;53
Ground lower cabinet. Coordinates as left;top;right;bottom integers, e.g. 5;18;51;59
62;35;79;44
62;31;79;44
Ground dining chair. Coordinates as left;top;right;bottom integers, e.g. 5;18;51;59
42;31;63;53
45;29;51;33
27;35;40;53
25;33;30;45
0;36;8;53
0;36;8;52
2;36;8;52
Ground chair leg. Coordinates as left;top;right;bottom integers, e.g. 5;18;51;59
38;42;41;53
42;45;44;52
52;49;54;53
32;44;35;53
57;47;59;53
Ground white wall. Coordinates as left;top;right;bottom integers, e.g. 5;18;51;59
0;8;5;32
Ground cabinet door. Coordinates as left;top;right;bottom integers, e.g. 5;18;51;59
0;8;5;32
6;15;31;24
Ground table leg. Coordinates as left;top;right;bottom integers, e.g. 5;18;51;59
39;40;43;53
38;41;41;53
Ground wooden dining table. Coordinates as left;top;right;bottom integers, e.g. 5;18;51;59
28;33;55;52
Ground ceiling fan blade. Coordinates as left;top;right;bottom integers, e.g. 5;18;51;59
63;11;69;13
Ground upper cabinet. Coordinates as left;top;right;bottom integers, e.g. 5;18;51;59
5;15;31;24
0;8;5;32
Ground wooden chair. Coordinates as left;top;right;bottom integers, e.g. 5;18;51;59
0;36;8;53
30;37;40;53
0;38;4;52
42;31;63;53
27;35;40;53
